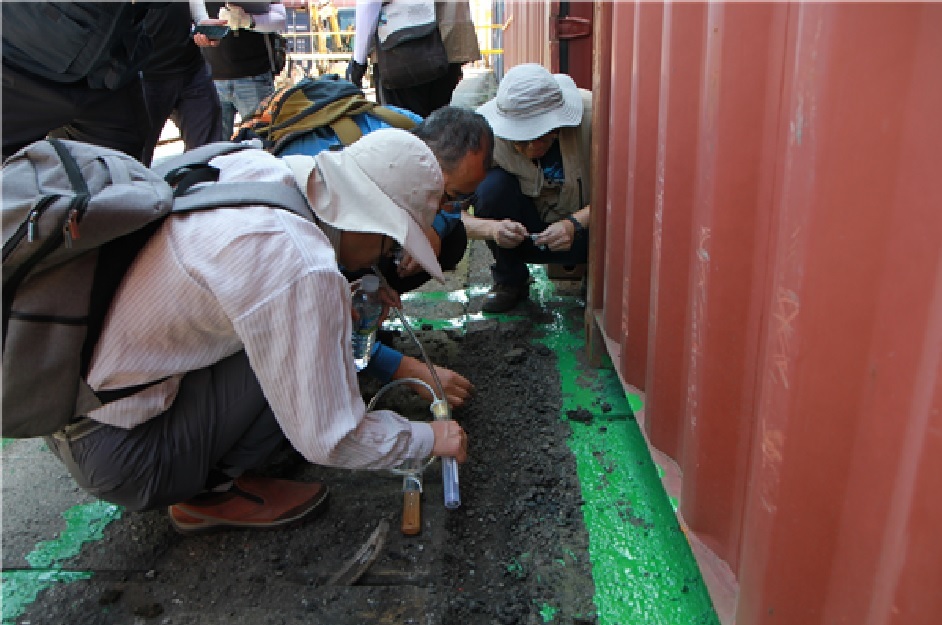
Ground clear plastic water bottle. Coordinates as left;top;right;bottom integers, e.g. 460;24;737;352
351;274;383;371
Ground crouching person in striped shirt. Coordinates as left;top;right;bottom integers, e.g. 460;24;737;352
45;129;468;533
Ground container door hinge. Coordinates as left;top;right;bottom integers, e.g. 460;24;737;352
551;15;592;41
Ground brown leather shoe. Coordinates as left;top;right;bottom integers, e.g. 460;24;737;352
168;475;329;534
482;283;528;313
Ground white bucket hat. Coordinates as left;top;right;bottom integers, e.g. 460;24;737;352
283;128;445;282
477;63;583;142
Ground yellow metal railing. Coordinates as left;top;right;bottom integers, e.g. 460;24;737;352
282;4;508;64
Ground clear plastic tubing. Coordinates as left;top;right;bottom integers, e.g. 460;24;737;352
369;266;460;510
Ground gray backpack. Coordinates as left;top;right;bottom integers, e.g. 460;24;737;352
1;139;314;438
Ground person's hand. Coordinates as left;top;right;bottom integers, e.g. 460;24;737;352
346;58;367;88
192;19;227;47
219;4;253;30
430;419;468;463
349;277;399;324
394;356;475;409
532;218;576;252
491;219;529;249
376;283;402;312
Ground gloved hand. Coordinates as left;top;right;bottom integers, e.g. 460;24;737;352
219;4;253;30
346;58;367;88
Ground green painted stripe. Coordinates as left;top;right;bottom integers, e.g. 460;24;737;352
531;272;717;625
3;264;718;625
452;266;718;625
393;268;719;624
2;501;122;623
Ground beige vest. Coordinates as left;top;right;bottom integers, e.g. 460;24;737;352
492;89;593;223
436;1;481;64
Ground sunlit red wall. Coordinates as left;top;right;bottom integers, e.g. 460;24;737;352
501;0;552;72
585;2;942;624
493;1;940;622
500;1;593;90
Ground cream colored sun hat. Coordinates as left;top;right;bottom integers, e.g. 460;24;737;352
283;128;445;282
477;63;583;142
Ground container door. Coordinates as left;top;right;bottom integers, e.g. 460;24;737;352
550;0;593;89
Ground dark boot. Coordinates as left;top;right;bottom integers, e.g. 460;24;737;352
482;283;529;313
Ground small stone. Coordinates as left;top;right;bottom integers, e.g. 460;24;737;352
133;603;164;618
98;588;122;606
504;347;526;364
566;408;593;424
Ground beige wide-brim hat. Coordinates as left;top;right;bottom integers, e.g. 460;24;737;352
477;63;583;142
283;128;445;282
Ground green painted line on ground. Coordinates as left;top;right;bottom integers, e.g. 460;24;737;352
530;271;719;625
3;266;718;625
539;602;560;622
400;285;492;304
400;267;720;624
2;500;122;623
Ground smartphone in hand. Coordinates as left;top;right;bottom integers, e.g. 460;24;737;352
193;24;231;40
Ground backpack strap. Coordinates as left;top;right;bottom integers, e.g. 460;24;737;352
270;97;419;151
171;179;315;223
368;105;420;133
151;141;315;221
329;115;365;147
267;94;373;148
327;103;418;147
150;141;251;179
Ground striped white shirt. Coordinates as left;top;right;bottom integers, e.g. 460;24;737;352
86;150;434;470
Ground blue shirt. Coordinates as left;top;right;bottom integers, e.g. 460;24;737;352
277;106;422;156
277;107;461;240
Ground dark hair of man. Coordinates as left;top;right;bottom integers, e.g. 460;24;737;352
412;106;495;174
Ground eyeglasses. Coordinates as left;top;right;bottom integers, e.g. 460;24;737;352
442;190;477;212
516;129;559;147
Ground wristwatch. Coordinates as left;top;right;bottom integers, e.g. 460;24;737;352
566;214;585;235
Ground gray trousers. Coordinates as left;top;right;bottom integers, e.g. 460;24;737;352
47;351;286;512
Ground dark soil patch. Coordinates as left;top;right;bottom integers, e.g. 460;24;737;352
12;304;596;625
373;311;597;625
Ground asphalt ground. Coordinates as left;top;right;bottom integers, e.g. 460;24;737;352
2;240;720;625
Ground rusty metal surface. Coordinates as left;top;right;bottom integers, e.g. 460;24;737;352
501;0;551;69
499;1;593;89
585;0;613;353
586;2;942;624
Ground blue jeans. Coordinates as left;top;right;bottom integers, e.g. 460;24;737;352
474;167;589;286
214;71;274;140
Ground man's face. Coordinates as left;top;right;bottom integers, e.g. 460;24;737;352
338;232;400;271
513;129;559;161
440;149;488;213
